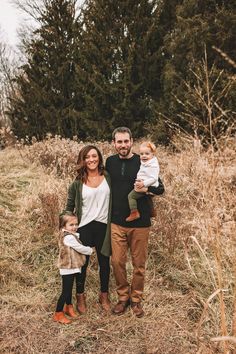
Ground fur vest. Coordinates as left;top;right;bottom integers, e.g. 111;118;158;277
57;231;86;269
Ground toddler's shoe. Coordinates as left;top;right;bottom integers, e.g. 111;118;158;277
64;304;78;318
126;209;140;222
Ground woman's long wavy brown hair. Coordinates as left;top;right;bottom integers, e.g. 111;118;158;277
76;145;104;182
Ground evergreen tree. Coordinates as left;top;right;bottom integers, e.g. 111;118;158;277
8;0;234;143
156;0;236;140
76;0;161;140
8;0;79;139
142;0;182;143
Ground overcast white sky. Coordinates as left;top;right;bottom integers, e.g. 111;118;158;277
0;0;23;47
0;0;84;48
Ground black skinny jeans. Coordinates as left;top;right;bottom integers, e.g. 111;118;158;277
56;273;75;312
76;220;110;294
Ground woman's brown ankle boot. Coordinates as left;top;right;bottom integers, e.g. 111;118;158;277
76;293;87;314
99;292;111;312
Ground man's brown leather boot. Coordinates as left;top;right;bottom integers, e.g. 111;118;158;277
112;300;130;315
131;302;144;318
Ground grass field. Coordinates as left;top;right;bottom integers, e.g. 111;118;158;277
0;135;235;354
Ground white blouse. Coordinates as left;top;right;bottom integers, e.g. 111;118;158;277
79;178;110;228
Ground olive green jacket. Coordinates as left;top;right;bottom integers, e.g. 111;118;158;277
64;172;112;257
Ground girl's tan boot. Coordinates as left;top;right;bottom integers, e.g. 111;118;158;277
53;311;71;324
64;304;78;318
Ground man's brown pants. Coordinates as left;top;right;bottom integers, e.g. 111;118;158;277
111;223;150;303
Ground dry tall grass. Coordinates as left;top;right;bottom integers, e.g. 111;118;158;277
0;134;235;354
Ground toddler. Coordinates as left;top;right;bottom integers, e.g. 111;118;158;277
126;141;159;222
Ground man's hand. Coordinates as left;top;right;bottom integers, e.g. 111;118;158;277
134;186;148;193
134;179;145;189
134;180;147;193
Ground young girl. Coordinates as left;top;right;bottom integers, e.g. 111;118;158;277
126;141;159;222
53;213;93;324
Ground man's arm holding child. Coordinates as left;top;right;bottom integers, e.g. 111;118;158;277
135;177;164;195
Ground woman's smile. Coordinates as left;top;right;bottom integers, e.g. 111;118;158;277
85;149;99;170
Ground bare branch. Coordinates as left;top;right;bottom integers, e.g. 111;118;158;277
12;0;45;21
212;46;236;69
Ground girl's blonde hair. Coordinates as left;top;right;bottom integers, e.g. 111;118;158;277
140;141;156;153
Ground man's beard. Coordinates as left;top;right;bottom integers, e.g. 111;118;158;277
118;147;131;157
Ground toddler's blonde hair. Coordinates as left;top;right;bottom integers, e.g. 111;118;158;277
140;141;156;153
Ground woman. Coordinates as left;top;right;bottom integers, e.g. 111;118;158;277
64;145;111;313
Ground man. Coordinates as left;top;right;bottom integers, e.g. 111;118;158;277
105;127;164;317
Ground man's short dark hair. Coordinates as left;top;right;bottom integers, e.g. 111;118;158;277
112;127;132;141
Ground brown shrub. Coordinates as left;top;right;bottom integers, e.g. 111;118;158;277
18;134;115;179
